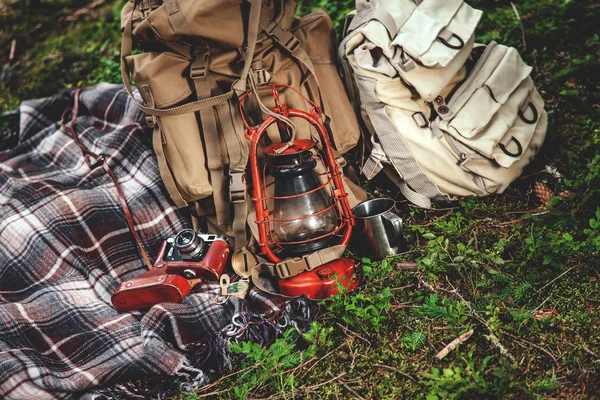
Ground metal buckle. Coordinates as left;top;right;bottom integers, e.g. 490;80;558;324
229;172;247;203
264;21;301;54
190;48;209;79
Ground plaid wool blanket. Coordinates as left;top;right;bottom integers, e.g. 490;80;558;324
0;84;311;399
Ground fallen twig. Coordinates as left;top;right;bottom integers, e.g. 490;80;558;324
373;364;416;381
61;0;109;22
583;346;600;360
306;373;347;394
506;210;547;215
444;277;517;364
9;39;16;62
537;265;578;292
419;210;455;227
390;285;415;292
503;330;560;368
435;329;475;360
511;2;527;51
336;323;371;347
328;371;366;400
195;363;259;393
300;341;347;380
397;262;418;272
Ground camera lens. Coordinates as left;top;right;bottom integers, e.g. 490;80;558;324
174;229;205;261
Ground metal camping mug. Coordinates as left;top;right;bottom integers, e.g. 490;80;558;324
352;198;405;261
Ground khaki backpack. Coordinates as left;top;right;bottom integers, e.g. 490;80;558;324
339;0;548;208
120;0;366;278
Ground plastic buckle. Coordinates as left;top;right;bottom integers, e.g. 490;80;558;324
146;114;156;128
190;49;209;80
264;21;301;54
229;172;246;203
276;256;310;279
412;112;429;128
253;69;272;85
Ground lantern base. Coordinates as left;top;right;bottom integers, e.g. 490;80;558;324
277;237;334;259
277;257;358;299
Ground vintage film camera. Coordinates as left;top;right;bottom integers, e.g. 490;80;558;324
111;229;230;312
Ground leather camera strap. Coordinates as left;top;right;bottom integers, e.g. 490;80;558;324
61;89;155;271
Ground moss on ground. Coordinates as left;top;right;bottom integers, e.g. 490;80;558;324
1;0;599;398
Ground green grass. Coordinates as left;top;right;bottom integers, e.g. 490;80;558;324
2;0;599;398
0;0;123;112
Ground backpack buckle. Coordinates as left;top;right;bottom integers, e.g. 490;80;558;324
264;21;301;54
412;112;429;128
229;171;246;203
253;69;272;85
276;256;310;279
145;115;155;127
190;48;209;79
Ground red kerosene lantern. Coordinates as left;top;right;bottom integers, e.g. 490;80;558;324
240;84;358;299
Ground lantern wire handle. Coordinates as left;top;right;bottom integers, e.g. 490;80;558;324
246;73;297;140
239;84;322;134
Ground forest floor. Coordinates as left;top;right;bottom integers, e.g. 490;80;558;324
1;0;599;399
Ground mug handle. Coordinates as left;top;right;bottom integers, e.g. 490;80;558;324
382;211;404;241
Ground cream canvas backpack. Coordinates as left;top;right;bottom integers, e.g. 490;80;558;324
339;0;548;208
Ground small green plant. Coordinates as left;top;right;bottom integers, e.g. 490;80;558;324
230;328;314;399
302;321;334;351
532;376;561;395
422;346;493;400
325;287;392;333
361;257;394;279
412;295;469;326
323;257;393;333
484;303;501;333
403;331;427;352
508;307;533;331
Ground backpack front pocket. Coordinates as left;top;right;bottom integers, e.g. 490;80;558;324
126;48;214;202
392;0;482;69
389;0;482;101
436;42;542;168
126;47;193;108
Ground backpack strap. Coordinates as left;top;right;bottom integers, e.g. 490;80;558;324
217;103;249;249
216;0;264;248
190;45;231;226
347;7;397;36
162;0;193;37
232;0;263;95
250;245;346;298
355;74;444;208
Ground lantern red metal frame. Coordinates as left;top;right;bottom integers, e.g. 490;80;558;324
240;84;354;263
